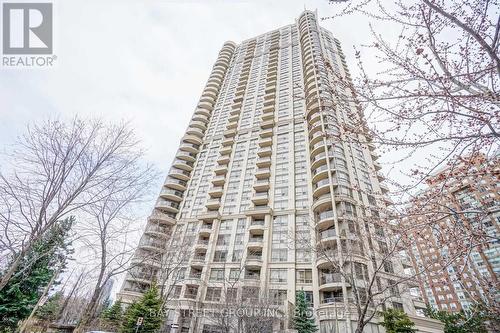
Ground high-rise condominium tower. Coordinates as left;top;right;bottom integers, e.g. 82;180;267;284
407;155;499;313
119;11;443;333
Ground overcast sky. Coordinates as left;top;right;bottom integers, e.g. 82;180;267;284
0;0;386;173
0;0;402;295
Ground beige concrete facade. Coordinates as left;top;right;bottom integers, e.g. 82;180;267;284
118;11;444;333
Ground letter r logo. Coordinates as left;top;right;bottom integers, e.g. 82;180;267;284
2;2;53;54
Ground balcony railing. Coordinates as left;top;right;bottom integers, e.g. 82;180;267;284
247;254;262;260
319;228;336;239
320;273;342;284
313;178;331;190
321;296;350;304
316;210;334;221
164;178;187;187
145;224;169;234
192;255;206;261
312;164;329;177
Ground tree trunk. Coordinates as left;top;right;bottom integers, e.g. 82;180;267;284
59;272;84;320
0;246;28;291
74;286;103;333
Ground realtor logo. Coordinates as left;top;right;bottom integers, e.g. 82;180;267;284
2;2;53;54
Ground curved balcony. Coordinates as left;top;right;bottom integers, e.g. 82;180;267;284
253;179;270;191
311;152;329;170
260;128;273;138
312;192;332;212
198;210;220;222
261;113;274;122
208;186;223;198
220;145;232;155
222;137;234;147
145;223;171;239
176;150;196;162
160;188;183;202
179;142;200;154
126;271;155;285
317;228;337;245
265;80;277;91
189;120;207;131
247;237;264;250
169;167;190;181
229;110;241;119
255;167;271;179
148;210;176;226
245;255;263;269
228;113;239;122
257;147;272;157
313;178;332;198
205;198;221;210
310;141;326;158
208;74;223;85
195;239;209;250
318;273;343;291
306;101;321;119
204;84;219;94
198;223;212;237
186;127;205;138
211;175;226;186
191;254;207;267
249;220;265;233
256;157;271;168
315;209;335;230
217;155;230;165
212;67;225;76
251;192;269;205
334;194;357;205
131;255;162;269
260;119;275;129
182;134;203;146
194;107;211;118
262;104;274;114
308;112;322;127
309;130;325;146
172;158;194;172
139;237;166;253
156;198;180;213
227;122;238;131
198;101;214;112
202;89;217;100
309;122;324;136
214;165;228;175
223;128;237;138
312;164;330;183
164;177;187;191
258;137;273;148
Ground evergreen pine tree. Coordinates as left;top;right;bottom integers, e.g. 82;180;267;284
0;218;73;333
292;290;318;333
35;292;63;323
101;300;124;330
121;284;162;333
379;308;417;333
